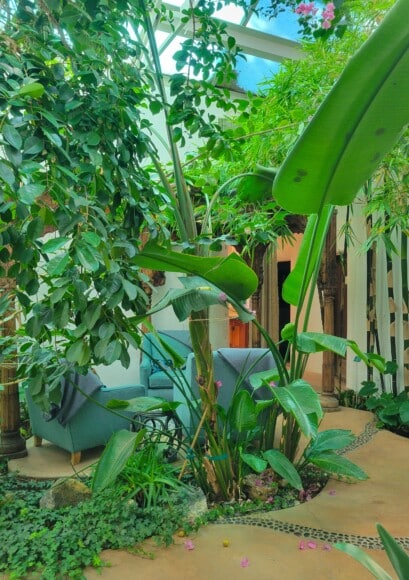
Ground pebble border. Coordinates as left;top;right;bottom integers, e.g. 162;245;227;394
215;420;409;550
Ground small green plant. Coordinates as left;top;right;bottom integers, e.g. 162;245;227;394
0;473;186;578
357;381;409;437
116;443;187;508
335;523;409;580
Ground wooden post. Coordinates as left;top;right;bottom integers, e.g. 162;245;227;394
0;281;27;459
319;213;339;411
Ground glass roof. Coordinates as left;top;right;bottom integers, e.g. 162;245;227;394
156;1;303;92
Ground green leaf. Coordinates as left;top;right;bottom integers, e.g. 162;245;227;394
296;332;348;356
42;237;69;253
283;208;333;306
263;449;303;490
399;401;409;424
236;165;277;203
92;429;145;492
81;231;101;247
272;381;323;439
83;303;102;330
272;0;409;214
333;543;392;580
19;183;46;204
27;216;45;241
75;244;100;272
111;396;180;414
240;452;267;473
309;451;368;480
53;301;70;328
377;523;409;579
0;160;15;186
134;241;257;302
24;136;44;155
122;278;138;301
66;340;91;365
103;340;122;364
305;429;355;457
46;253;70;276
3;124;22;149
229;390;258;432
17;82;45;99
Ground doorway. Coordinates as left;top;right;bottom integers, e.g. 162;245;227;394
278;261;291;358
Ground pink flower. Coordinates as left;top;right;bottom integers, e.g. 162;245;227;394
295;2;317;16
307;541;317;549
323;544;332;551
266;496;274;504
240;557;250;567
184;539;195;551
269;381;277;388
299;541;306;550
215;380;223;389
321;19;332;29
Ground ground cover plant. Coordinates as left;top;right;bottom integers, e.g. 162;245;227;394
0;462;330;578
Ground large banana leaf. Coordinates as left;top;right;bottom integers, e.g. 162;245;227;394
282;207;333;306
92;429;145;492
309;451;368;481
272;0;409;214
271;381;323;439
134;241;257;302
263;449;303;491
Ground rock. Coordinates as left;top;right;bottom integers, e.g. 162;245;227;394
243;468;278;502
182;486;208;521
40;478;91;509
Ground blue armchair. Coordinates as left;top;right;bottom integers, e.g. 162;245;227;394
175;348;276;433
139;330;193;401
25;382;145;465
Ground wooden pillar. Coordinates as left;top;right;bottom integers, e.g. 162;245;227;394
319;213;339;411
0;282;27;458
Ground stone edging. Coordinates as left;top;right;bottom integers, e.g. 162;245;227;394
215;420;409;550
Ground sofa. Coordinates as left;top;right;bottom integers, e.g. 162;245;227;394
139;330;193;401
174;347;277;433
25;379;145;465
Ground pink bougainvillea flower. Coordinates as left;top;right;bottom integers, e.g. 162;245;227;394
307;541;317;549
295;2;318;16
269;381;277;388
266;496;274;504
321;19;332;29
184;539;195;551
215;380;223;389
328;489;337;496
299;541;306;550
322;544;332;551
240;557;250;567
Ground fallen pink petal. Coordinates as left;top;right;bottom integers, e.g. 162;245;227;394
240;557;250;567
299;541;306;550
184;540;195;551
322;544;332;551
328;489;337;496
307;541;317;549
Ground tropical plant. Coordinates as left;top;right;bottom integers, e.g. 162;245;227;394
94;1;409;494
334;523;409;580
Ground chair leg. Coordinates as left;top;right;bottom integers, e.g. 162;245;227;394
71;451;81;465
33;435;43;447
